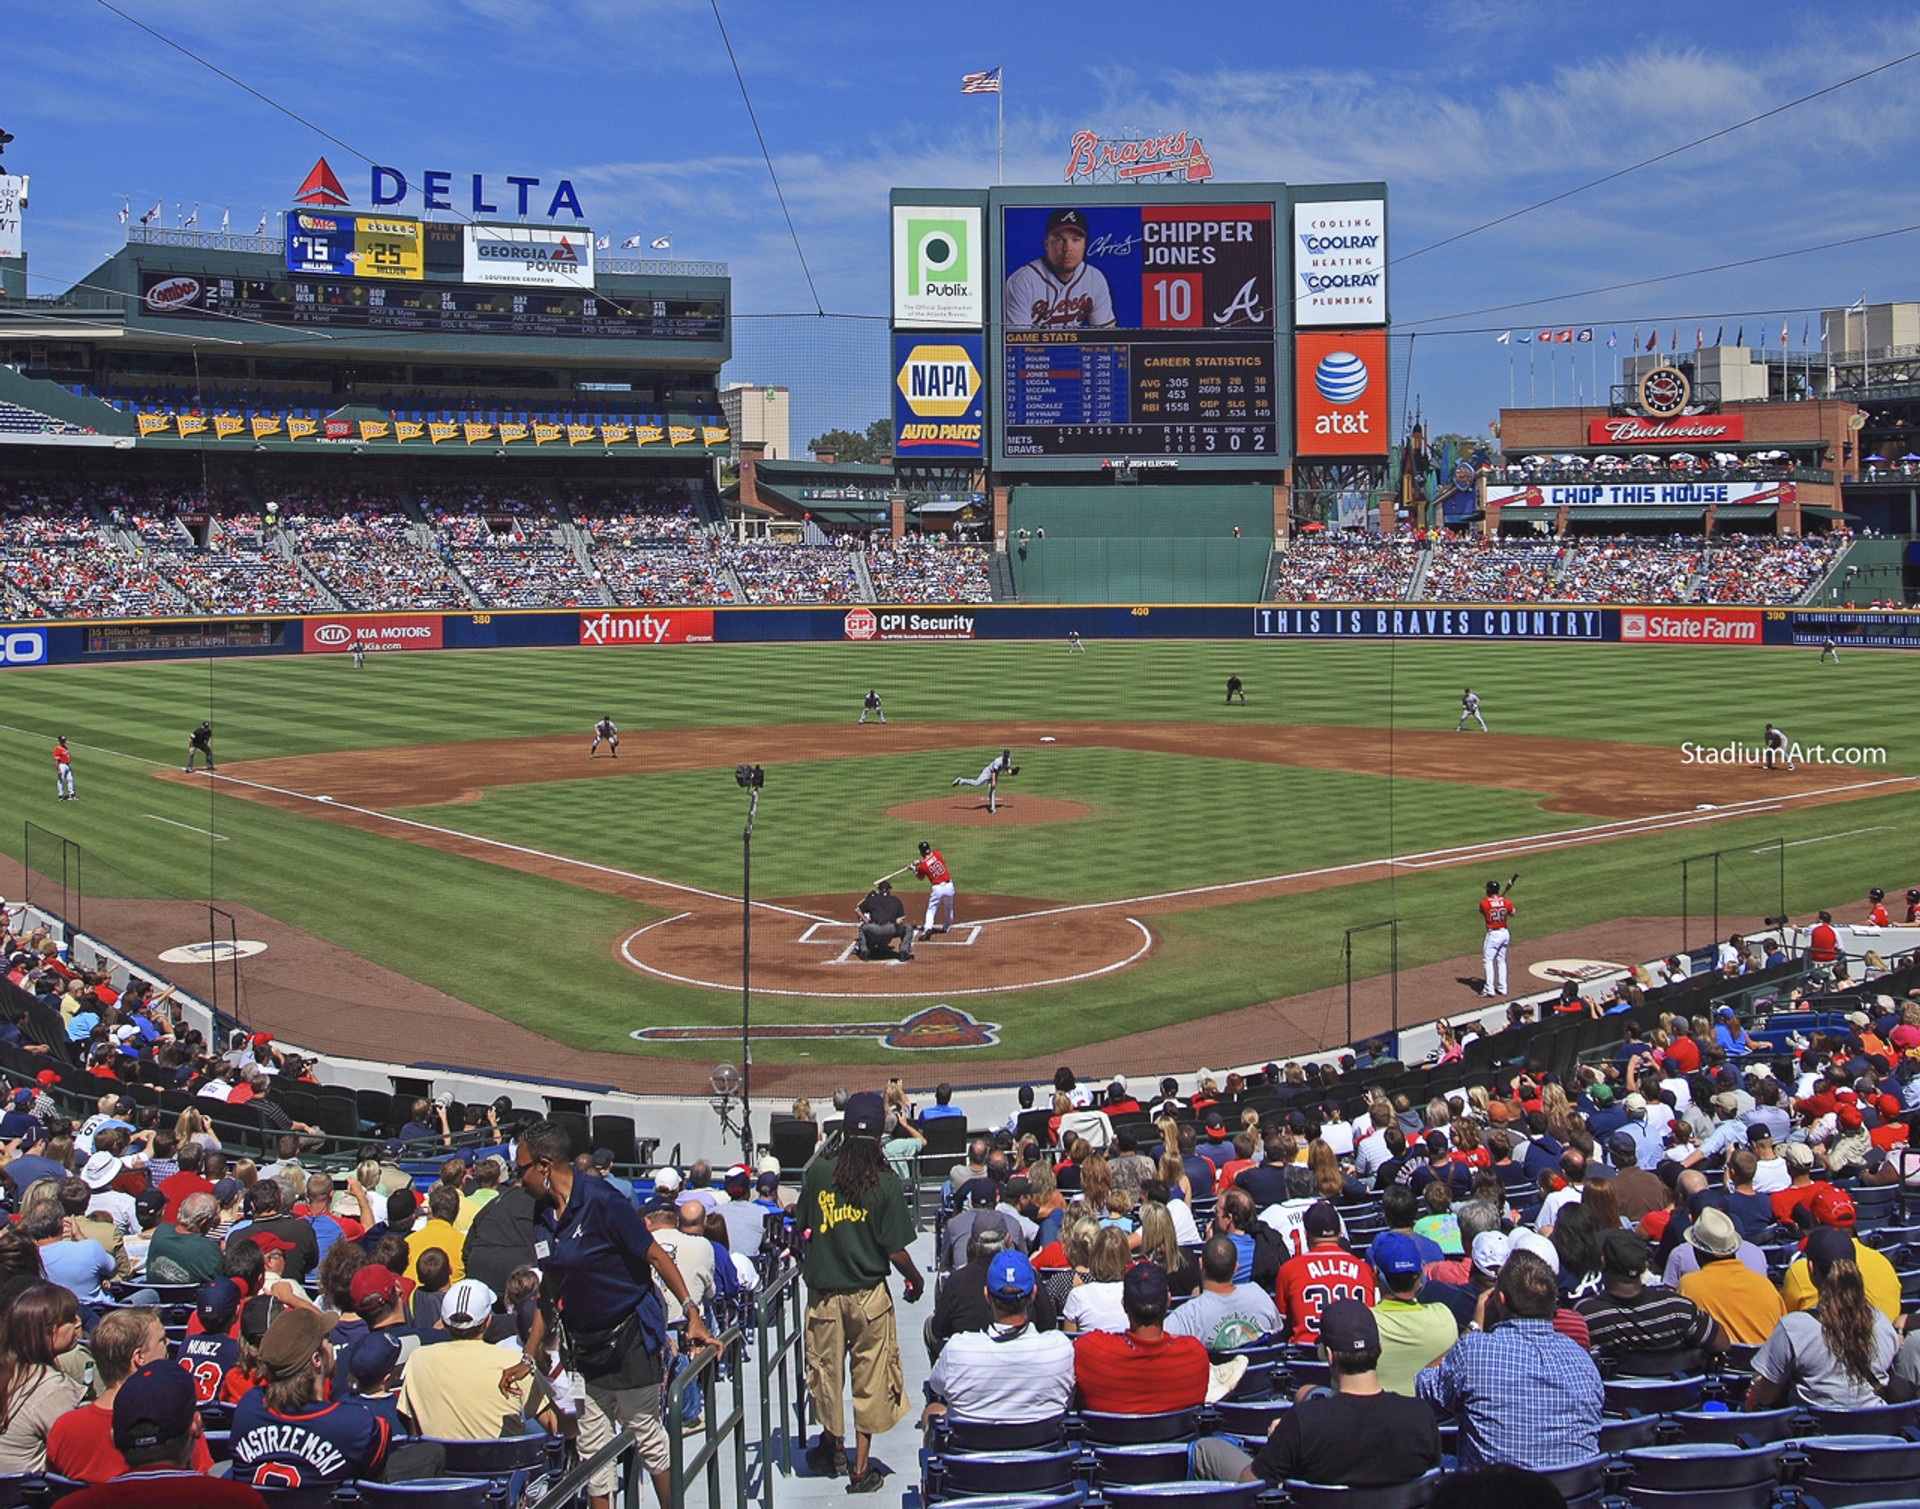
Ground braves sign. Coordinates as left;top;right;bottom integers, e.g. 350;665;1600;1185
302;615;442;653
1589;416;1746;445
579;611;714;645
1063;130;1213;183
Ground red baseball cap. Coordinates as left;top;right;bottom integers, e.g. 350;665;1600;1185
250;1032;273;1048
348;1266;399;1311
248;1232;297;1258
1837;1105;1865;1130
34;1071;57;1087
1811;1187;1857;1227
1876;1094;1903;1119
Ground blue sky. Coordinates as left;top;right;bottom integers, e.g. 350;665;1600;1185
13;0;1920;442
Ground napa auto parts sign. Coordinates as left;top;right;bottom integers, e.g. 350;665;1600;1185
302;614;443;652
844;608;976;641
578;610;714;645
1620;608;1761;643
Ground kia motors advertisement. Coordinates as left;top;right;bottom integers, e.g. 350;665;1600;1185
578;610;715;645
302;615;444;653
1619;608;1761;644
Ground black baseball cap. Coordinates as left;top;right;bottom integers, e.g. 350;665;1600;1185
1045;209;1089;235
1317;1300;1379;1357
843;1091;885;1139
1303;1200;1341;1237
113;1361;196;1452
1121;1261;1169;1313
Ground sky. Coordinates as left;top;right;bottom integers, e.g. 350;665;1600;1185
12;0;1920;444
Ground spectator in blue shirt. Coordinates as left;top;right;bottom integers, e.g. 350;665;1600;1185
1213;1190;1258;1283
22;1198;115;1308
1417;1249;1604;1470
1713;1006;1760;1056
919;1084;964;1122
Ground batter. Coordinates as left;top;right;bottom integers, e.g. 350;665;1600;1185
1479;880;1515;998
589;716;619;759
913;841;956;936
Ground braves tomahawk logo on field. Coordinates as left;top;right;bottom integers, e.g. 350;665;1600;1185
1004;209;1115;330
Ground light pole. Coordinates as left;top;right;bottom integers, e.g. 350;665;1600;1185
734;763;763;1167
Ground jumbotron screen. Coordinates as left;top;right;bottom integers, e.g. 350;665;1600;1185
992;191;1283;468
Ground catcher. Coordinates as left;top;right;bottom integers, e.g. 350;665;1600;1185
854;880;915;962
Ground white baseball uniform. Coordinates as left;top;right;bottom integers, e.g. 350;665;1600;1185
1456;691;1487;732
1004;259;1115;330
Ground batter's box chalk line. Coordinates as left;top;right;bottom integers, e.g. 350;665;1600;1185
800;920;982;949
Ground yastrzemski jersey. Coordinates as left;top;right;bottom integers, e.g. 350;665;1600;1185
230;1391;390;1488
180;1332;240;1405
1480;896;1515;931
914;850;951;886
1004;259;1115;330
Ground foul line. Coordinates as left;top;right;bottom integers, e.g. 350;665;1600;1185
617;913;1155;998
143;815;228;842
971;777;1913;925
1764;825;1898;851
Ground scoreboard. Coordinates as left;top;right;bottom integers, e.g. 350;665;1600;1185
992;196;1283;469
284;211;425;281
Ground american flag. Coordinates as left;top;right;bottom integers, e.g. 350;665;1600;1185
961;68;1001;95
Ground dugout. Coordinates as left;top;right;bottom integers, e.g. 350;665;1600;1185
1004;484;1272;602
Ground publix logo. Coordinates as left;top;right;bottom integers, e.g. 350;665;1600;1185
1314;351;1369;405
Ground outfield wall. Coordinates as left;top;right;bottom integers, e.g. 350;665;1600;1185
2;602;1919;668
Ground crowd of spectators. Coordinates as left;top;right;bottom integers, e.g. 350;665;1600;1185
865;535;992;603
1420;539;1563;603
1269;535;1421;602
1551;539;1702;604
574;497;737;606
1695;535;1845;605
283;491;471;611
729;542;862;605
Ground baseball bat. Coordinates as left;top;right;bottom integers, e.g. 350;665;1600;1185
1503;872;1520;896
870;864;914;889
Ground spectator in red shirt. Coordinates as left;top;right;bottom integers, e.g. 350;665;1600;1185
58;1360;265;1509
1071;1263;1210;1415
48;1308;214;1482
1276;1201;1378;1343
156;1144;214;1225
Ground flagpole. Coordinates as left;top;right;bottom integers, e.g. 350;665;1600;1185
998;73;1005;185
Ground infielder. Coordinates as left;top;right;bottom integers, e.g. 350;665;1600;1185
859;689;886;724
1003;209;1115;331
1479;880;1516;998
1226;675;1246;706
1456;688;1487;732
53;737;74;802
1763;723;1794;772
185;721;215;773
588;716;619;759
351;639;366;669
913;841;955;935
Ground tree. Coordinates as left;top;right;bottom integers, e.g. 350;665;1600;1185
806;419;892;464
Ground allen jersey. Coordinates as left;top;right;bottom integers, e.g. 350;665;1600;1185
1004;259;1115;330
230;1391;390;1488
1275;1246;1377;1343
1480;895;1515;931
914;850;951;886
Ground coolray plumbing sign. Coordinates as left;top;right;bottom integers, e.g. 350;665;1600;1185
1254;606;1606;639
302;615;443;652
578;610;714;645
845;608;977;641
1293;199;1385;326
0;628;48;666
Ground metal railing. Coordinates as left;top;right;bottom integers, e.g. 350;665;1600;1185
753;1260;808;1507
668;1326;749;1509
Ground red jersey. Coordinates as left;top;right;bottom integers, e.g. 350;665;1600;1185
1071;1329;1210;1414
1867;904;1890;927
53;745;69;767
1275;1243;1377;1343
1808;923;1839;962
1907;902;1920;924
914;850;951;885
1665;1037;1702;1075
47;1400;214;1482
1480;896;1515;931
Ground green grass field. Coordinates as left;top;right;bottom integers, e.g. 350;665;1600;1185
1;638;1914;1065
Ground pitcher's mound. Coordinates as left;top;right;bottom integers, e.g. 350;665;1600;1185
886;796;1093;826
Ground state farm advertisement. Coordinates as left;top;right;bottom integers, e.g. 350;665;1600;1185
578;610;714;645
1619;608;1761;644
302;614;443;653
844;608;976;641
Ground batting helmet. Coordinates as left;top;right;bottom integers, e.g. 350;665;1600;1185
1486;881;1501;896
1870;887;1885;901
918;841;931;855
1908;890;1919;902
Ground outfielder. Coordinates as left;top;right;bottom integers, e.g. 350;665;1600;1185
351;639;366;669
859;689;886;724
1763;723;1794;772
913;841;956;935
1226;675;1246;706
1821;636;1839;664
1479;879;1516;998
53;737;74;801
1456;688;1487;732
589;716;619;759
1067;631;1086;654
1003;209;1115;330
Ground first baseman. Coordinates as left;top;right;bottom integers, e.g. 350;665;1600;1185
1456;688;1487;732
53;737;74;801
1763;723;1794;772
859;689;886;724
589;716;619;759
1003;209;1115;330
913;841;956;935
1479;880;1515;998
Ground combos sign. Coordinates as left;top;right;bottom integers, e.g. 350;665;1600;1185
1295;329;1387;458
578;610;714;645
1620;608;1761;644
844;608;977;641
302;615;442;653
1588;415;1746;445
464;226;596;290
893;335;984;458
0;627;48;667
893;205;984;328
1294;199;1385;326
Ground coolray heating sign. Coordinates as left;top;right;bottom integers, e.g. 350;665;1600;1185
845;609;976;641
578;610;714;645
0;628;48;666
1254;606;1605;639
1619;608;1760;643
1293;199;1386;326
302;615;443;652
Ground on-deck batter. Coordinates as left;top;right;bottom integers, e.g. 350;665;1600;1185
913;841;956;936
1479;880;1515;999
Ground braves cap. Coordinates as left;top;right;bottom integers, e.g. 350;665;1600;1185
346;1331;404;1388
1838;1105;1865;1129
1811;1187;1857;1227
1317;1299;1379;1357
113;1360;197;1452
1121;1261;1169;1313
1806;1226;1856;1270
195;1277;244;1332
724;1164;751;1188
1608;1130;1638;1158
349;1265;400;1313
1303;1200;1341;1237
591;1148;614;1170
986;1250;1036;1302
755;1171;781;1195
1045;208;1089;235
1372;1231;1423;1279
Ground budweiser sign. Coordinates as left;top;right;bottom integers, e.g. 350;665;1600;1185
1588;416;1744;445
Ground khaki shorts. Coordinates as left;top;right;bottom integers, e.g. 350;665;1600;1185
805;1282;907;1439
576;1378;670;1495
